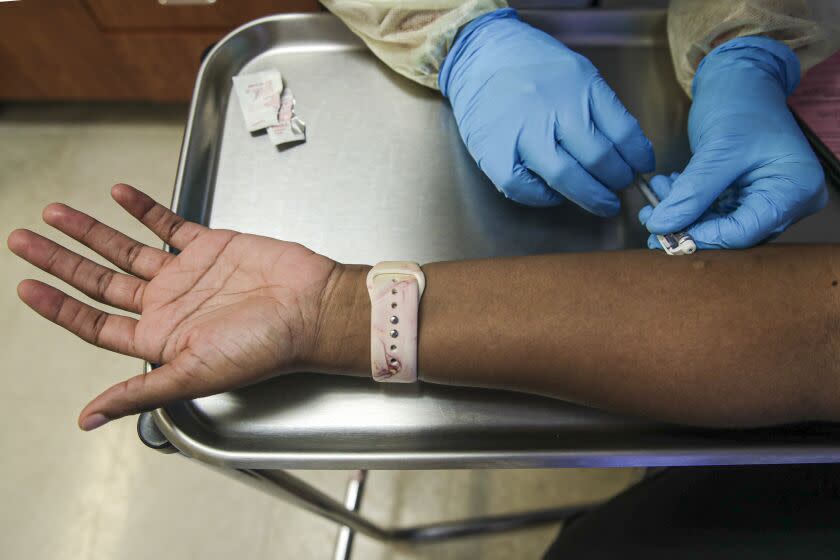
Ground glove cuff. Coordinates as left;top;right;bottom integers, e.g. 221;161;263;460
693;36;801;98
438;7;519;97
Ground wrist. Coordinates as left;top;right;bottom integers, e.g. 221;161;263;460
693;36;801;100
305;263;371;374
438;7;520;96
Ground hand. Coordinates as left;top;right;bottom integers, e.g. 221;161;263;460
439;8;654;212
7;184;344;430
642;37;827;249
638;173;701;248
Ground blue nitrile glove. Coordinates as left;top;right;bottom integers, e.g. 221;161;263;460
439;8;655;213
639;173;701;249
642;36;827;249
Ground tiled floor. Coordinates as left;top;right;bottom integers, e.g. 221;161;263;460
0;103;642;560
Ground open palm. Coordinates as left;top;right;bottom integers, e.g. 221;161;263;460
7;184;338;430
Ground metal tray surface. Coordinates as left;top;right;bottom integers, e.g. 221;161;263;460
154;11;840;469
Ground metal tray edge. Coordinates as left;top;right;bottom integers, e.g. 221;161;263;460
149;405;840;469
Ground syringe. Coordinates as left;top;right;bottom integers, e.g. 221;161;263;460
636;175;696;256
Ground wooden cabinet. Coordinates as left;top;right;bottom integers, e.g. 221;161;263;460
84;0;320;30
0;0;322;101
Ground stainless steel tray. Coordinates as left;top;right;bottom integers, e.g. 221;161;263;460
152;11;840;469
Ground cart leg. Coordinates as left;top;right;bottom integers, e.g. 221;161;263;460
333;470;367;560
220;467;598;544
226;468;392;541
140;413;600;546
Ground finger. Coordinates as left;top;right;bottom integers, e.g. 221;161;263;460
78;351;226;430
111;183;207;250
521;140;620;216
8;230;144;313
17;279;140;357
637;175;676;228
645;144;742;234
648;174;675;200
42;203;172;280
557;115;634;191
685;178;825;249
646;234;662;250
589;77;655;173
502;167;568;207
477;142;566;207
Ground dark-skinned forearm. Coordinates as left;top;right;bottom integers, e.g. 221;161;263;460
312;246;840;427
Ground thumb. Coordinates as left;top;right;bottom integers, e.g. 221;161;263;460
645;145;741;234
78;355;217;430
638;174;678;226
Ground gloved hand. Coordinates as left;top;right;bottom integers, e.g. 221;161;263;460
641;36;827;249
439;8;654;213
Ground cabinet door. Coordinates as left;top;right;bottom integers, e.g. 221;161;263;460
84;0;321;30
0;0;321;101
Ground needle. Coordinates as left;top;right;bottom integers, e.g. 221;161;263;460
636;175;696;256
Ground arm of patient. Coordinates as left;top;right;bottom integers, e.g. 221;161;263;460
7;184;839;429
316;247;840;427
